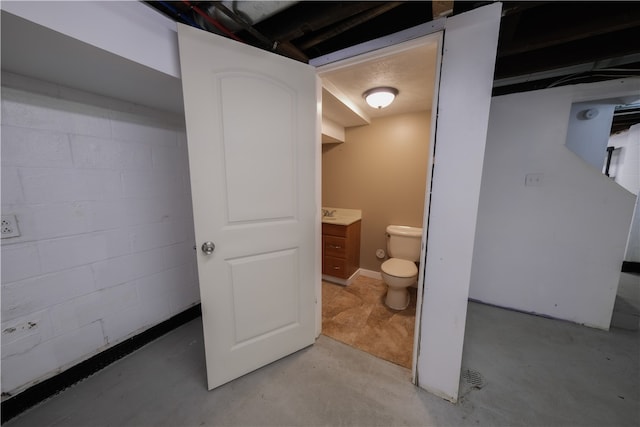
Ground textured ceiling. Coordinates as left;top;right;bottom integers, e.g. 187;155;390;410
319;39;439;120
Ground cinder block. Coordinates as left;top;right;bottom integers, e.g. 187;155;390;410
162;241;197;270
91;247;166;290
1;88;111;137
135;264;194;299
47;292;100;338
102;306;145;345
1;334;61;393
130;221;185;252
71;134;152;170
50;320;106;372
37;230;131;274
1;125;73;168
1;267;94;322
136;294;173;329
49;282;138;336
170;278;200;313
1;309;54;358
151;145;183;171
121;170;183;198
88;200;132;231
110;116;178;146
21;168;122;203
29;202;92;240
0;243;41;283
1;167;24;205
0;82;200;396
126;195;192;226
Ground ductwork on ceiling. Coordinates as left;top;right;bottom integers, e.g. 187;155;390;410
147;1;640;130
147;1;431;63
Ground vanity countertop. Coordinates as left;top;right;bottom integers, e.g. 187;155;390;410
321;207;362;226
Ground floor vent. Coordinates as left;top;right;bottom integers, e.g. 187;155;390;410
462;369;486;388
460;368;486;398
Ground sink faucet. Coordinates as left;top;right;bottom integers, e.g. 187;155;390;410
322;209;336;217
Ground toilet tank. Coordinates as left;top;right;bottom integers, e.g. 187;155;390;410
386;225;423;261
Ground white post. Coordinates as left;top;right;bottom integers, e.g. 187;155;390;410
416;2;502;402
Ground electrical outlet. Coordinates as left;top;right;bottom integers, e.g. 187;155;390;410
1;215;20;238
525;173;544;187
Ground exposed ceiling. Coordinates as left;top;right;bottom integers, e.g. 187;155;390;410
148;1;640;132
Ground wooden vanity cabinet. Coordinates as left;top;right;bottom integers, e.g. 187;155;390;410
322;220;361;279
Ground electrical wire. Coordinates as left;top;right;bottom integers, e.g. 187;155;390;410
547;72;639;88
181;0;243;42
157;0;199;28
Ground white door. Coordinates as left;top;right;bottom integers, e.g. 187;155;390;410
177;23;318;390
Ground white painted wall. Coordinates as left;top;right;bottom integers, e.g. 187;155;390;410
470;79;639;330
1;3;183;114
1;72;199;396
608;124;640;262
565;101;616;169
417;3;501;403
1;1;180;78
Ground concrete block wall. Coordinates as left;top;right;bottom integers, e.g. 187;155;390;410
1;72;199;397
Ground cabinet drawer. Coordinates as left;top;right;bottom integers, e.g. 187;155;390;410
324;236;347;258
322;223;347;237
323;256;347;278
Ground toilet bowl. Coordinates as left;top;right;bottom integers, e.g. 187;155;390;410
381;225;422;310
381;258;418;310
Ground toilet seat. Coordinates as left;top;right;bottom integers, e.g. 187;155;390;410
381;258;418;278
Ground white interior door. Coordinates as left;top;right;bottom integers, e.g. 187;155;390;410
177;23;318;390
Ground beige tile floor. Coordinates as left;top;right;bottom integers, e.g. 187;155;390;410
321;275;416;368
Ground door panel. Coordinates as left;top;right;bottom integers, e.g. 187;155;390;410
228;248;299;345
177;23;318;390
219;73;296;222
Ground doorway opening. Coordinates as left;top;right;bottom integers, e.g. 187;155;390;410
315;33;442;373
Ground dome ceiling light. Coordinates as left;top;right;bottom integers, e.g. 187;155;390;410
363;86;399;109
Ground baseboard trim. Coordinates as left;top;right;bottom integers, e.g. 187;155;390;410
622;261;640;274
1;304;202;423
322;269;361;286
359;268;382;280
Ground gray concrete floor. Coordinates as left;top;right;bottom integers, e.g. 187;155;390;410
5;299;639;426
612;272;640;330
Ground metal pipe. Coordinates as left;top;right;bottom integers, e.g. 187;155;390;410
212;2;308;62
182;0;243;42
157;1;199;28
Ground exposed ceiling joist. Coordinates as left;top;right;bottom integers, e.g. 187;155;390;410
432;0;454;18
296;2;404;51
147;1;640;97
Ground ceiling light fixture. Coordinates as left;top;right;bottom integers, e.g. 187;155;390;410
363;86;398;109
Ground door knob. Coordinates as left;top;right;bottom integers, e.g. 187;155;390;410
201;241;215;255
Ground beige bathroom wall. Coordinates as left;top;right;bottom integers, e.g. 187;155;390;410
322;110;431;271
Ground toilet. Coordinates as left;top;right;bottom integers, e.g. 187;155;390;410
381;225;423;310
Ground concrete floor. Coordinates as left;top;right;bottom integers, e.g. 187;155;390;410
5;299;639;426
612;272;640;330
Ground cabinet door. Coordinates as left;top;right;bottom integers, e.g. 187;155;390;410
323;256;348;278
324;235;347;258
